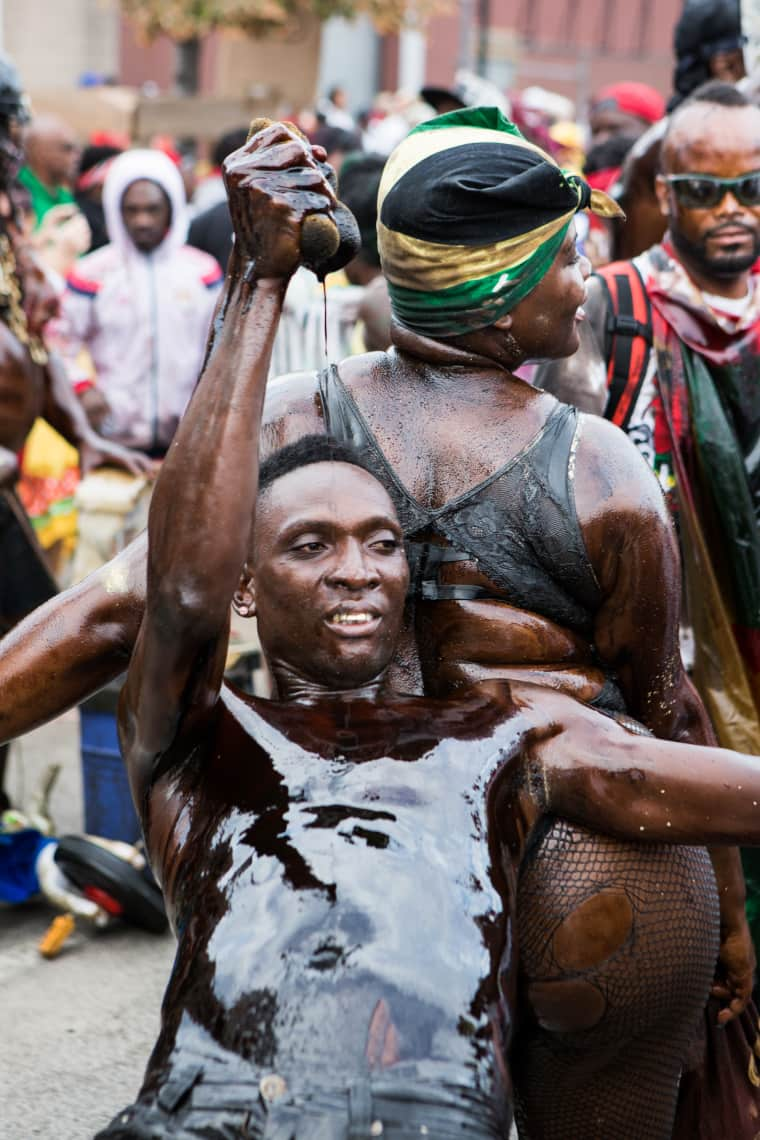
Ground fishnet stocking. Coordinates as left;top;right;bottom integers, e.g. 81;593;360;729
513;819;720;1140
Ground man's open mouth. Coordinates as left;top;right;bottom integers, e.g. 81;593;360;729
329;611;375;625
325;607;383;635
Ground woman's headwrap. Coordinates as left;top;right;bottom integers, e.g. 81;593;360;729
377;106;624;337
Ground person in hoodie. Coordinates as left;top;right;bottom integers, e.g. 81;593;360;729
55;148;223;455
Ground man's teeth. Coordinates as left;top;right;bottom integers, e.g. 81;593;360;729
329;612;374;624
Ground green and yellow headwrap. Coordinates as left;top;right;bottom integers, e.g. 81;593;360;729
377;106;623;337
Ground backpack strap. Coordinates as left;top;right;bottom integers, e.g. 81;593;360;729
596;260;653;431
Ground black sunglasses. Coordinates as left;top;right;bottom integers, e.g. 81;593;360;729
664;172;760;209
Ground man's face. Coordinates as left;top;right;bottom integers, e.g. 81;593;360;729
121;179;171;253
709;48;746;85
34;124;79;187
656;104;760;283
509;224;591;360
250;462;409;690
588;104;649;148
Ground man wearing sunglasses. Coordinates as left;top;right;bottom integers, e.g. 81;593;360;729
538;77;760;1033
539;78;760;744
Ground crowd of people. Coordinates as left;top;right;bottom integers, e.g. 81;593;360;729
0;65;699;572
3;0;760;1136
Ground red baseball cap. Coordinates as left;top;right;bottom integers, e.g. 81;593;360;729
592;82;665;125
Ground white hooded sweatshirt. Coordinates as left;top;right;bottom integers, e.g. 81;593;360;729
55;149;222;452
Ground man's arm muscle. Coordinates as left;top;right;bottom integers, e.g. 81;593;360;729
530;691;754;1022
120;269;286;801
0;535;145;744
530;691;759;844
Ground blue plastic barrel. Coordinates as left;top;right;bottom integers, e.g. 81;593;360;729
79;681;140;844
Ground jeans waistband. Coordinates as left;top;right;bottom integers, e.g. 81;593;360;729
96;1061;506;1140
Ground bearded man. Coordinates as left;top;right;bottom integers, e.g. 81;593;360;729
539;82;760;755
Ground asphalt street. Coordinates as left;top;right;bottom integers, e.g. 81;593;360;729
0;710;175;1140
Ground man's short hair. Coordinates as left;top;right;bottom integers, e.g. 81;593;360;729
258;435;380;496
79;143;122;178
212;127;249;171
312;125;361;158
662;81;754;163
585;133;641;175
679;79;750;110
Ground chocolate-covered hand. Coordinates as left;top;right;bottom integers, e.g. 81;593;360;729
223;121;337;280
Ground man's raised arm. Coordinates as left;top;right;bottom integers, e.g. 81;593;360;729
120;123;337;804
